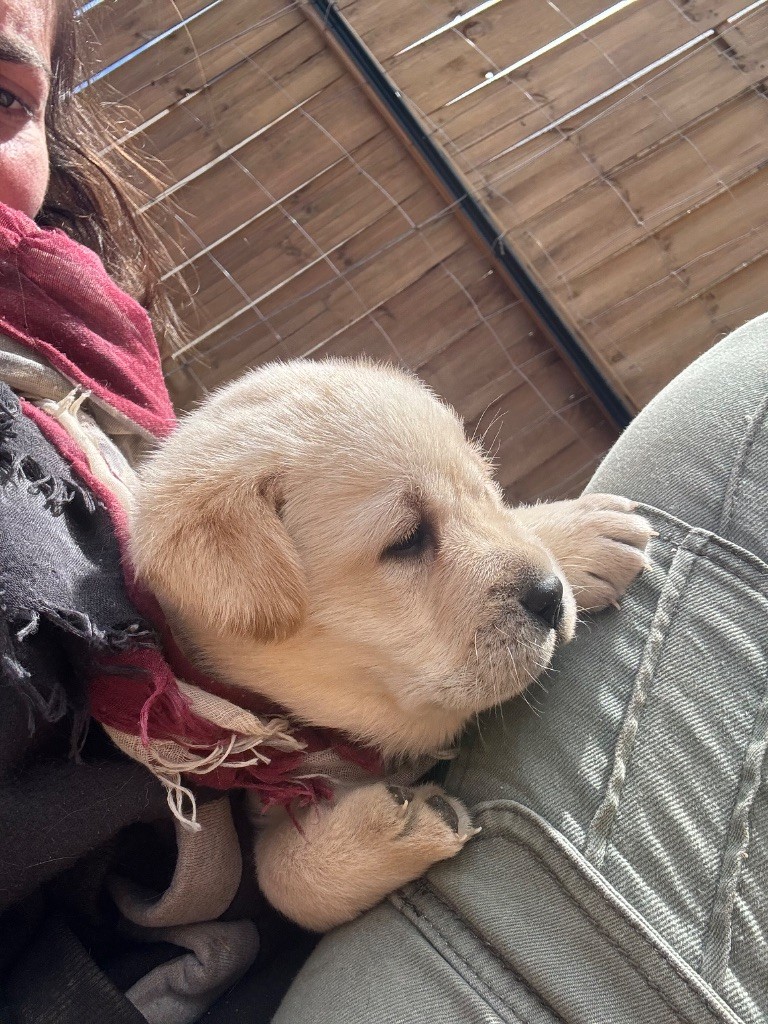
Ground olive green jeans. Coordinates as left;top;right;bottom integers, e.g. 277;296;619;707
274;315;768;1024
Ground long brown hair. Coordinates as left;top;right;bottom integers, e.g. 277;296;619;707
38;0;186;354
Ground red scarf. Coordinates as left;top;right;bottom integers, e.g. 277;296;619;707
0;203;382;820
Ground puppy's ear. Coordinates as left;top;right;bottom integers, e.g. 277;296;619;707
130;474;306;642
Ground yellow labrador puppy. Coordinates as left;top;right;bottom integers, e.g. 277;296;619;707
130;359;651;930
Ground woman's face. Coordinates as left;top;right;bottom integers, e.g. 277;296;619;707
0;0;54;218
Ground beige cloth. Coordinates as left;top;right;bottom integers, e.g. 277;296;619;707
0;332;154;465
110;798;242;928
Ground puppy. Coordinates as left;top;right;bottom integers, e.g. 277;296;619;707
129;359;651;930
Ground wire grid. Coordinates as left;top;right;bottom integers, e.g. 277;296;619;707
88;0;620;500
343;0;768;405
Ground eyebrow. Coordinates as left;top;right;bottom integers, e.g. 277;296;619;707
0;35;52;80
387;492;426;534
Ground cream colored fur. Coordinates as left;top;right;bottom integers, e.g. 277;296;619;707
129;359;652;931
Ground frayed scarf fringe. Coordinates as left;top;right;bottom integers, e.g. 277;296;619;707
7;602;152;652
104;724;310;831
1;396;95;517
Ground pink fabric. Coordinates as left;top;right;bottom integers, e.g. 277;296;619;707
0;203;174;438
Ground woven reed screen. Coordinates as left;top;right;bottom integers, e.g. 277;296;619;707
339;0;768;408
85;0;622;501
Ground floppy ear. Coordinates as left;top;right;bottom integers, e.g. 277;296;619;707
129;473;307;643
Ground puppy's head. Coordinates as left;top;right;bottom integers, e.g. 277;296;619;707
130;360;576;755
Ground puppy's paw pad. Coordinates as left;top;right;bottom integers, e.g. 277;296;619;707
385;784;474;859
425;793;460;831
425;796;481;843
416;784;475;841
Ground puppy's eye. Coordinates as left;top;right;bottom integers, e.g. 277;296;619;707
383;521;431;558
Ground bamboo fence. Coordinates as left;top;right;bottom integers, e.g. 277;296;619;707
84;0;768;498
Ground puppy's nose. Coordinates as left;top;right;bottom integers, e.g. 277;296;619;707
521;573;564;630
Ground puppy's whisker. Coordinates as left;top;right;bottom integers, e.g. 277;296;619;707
503;644;541;718
472;402;505;450
557;556;597;569
509;647;543;691
520;691;541;716
518;683;542;716
470;399;501;444
495;679;508;729
484;421;505;464
479;408;505;445
474;709;489;750
459;643;481;707
513;634;543;665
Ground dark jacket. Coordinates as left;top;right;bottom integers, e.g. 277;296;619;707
0;385;314;1023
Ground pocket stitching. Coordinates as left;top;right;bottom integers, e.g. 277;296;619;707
718;390;768;538
461;806;742;1024
584;534;705;868
396;883;565;1024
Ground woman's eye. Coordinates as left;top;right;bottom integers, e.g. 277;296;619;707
383;521;431;558
0;88;29;115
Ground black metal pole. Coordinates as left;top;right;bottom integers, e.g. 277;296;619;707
306;0;632;429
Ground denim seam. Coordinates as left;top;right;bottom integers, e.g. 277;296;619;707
467;808;740;1023
395;890;531;1024
516;836;704;1021
699;673;768;987
424;849;694;1024
653;539;768;596
638;502;768;582
397;883;564;1024
584;534;704;868
718;390;768;538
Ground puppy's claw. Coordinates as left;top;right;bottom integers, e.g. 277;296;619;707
387;785;413;806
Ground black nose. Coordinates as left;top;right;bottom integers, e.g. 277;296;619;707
521;574;564;630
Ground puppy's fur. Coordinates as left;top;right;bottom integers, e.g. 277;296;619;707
130;359;651;930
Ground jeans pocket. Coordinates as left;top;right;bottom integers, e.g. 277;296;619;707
406;798;745;1024
439;507;768;1024
580;514;768;1023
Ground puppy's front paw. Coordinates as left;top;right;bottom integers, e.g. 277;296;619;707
555;493;653;611
255;782;476;931
381;782;478;850
322;780;476;890
518;493;653;612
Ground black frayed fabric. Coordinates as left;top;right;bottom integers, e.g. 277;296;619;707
0;384;172;1018
0;385;314;1023
0;384;154;669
